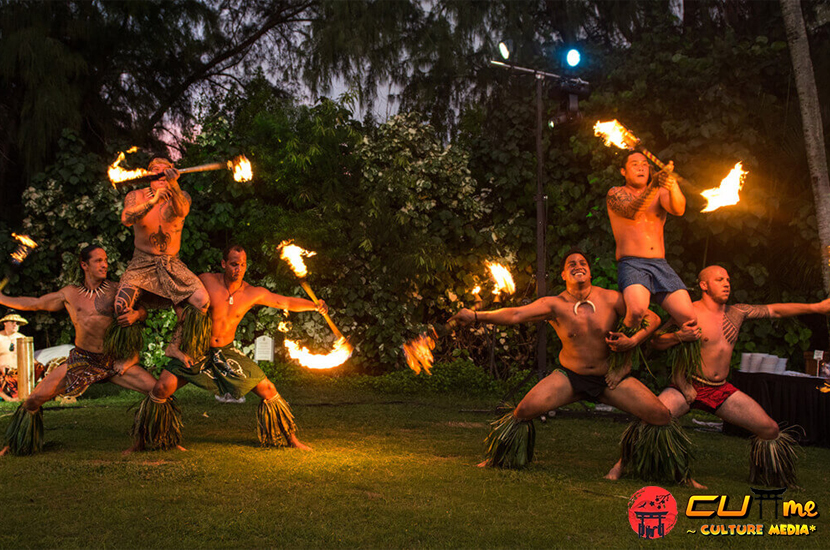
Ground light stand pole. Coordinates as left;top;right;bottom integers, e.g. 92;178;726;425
490;60;588;380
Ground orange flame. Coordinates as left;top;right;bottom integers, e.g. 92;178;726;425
403;332;436;375
486;261;515;295
10;233;38;264
284;337;352;369
593;120;639;151
701;162;746;213
228;155;253;182
278;241;316;278
107;147;151;186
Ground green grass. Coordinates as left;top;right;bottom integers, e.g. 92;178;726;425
1;385;828;549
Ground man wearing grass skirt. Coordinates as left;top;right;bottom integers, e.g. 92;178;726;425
0;245;158;456
608;265;830;488
128;244;326;452
109;158;211;371
448;248;672;472
607;152;701;405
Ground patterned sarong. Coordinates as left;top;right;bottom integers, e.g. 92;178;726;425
164;345;266;399
62;348;120;398
119;249;203;306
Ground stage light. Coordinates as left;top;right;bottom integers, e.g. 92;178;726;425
498;40;513;60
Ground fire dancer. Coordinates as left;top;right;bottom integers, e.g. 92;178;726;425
107;158;211;403
607;152;700;403
608;265;830;487
0;245;158;455
448;249;672;471
130;245;326;452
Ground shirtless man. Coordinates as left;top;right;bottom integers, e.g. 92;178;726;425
448;249;669;470
607;152;699;401
110;158;210;360
607;265;830;486
0;245;158;455
131;245;326;452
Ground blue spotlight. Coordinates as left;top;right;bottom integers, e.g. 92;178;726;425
565;49;581;68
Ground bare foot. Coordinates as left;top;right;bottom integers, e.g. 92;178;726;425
289;434;312;451
122;443;142;456
0;446;10;456
686;478;707;489
604;460;624;480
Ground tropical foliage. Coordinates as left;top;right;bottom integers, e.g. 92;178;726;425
3;0;830;378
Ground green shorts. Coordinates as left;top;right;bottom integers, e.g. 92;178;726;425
165;345;266;399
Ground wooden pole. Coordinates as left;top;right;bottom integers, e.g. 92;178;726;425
16;336;34;400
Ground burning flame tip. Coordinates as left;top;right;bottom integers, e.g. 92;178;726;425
279;241;316;278
700;162;746;213
594;120;639;151
284;336;352;369
108;148;152;185
486;261;516;295
229;155;253;182
403;332;436;375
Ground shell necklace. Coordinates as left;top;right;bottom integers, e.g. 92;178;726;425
565;286;596;315
78;280;110;299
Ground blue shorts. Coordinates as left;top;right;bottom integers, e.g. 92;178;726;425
617;257;687;304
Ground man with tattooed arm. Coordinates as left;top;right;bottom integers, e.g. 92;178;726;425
607;265;830;486
112;158;210;358
606;152;699;402
0;245;157;455
107;158;212;439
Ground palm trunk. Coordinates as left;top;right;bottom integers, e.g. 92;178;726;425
780;0;830;293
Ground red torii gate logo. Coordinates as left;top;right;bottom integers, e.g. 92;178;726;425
628;487;678;539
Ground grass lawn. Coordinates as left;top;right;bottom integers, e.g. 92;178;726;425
1;383;828;549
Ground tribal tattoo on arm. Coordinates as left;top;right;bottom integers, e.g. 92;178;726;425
722;304;770;345
114;284;140;316
123;191;155;226
607;185;661;220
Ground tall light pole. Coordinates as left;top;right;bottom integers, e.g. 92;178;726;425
490;56;588;379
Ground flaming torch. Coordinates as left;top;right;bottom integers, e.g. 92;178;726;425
277;241;352;368
593;120;671;171
0;233;39;292
486;261;516;297
700;162;746;213
107;149;253;190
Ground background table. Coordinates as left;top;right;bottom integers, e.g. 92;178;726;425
723;371;830;447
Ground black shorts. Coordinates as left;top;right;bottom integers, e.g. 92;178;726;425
555;366;613;402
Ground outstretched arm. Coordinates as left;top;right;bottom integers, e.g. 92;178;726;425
449;297;556;327
0;289;65;312
767;297;830;318
256;288;326;314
